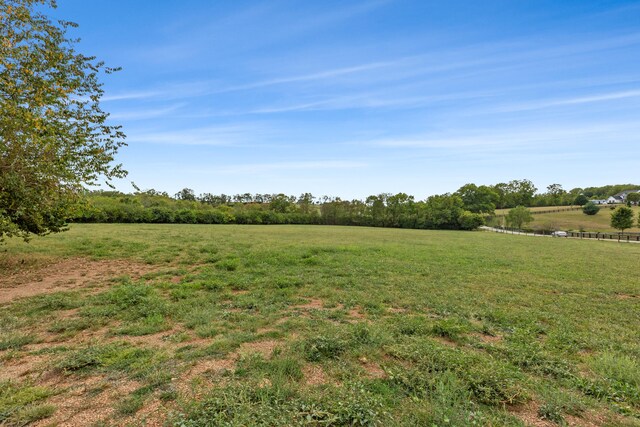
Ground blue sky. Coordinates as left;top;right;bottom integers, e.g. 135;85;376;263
53;0;640;199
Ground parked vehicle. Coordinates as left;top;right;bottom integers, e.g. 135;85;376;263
552;231;568;237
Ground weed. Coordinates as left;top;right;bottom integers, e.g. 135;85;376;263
538;402;565;424
0;333;36;351
47;318;93;334
302;335;346;362
0;381;54;425
116;395;145;416
216;258;239;271
114;313;172;336
14;292;81;316
235;354;303;383
432;317;470;340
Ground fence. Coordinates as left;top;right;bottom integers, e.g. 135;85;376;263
487;226;640;242
566;231;640;242
494;206;582;217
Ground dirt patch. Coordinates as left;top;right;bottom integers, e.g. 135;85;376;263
387;307;407;314
238;340;280;358
358;357;387;379
58;308;81;319
0;354;49;381
432;336;459;348
471;332;503;344
564;410;618;427
510;402;556;427
0;257;157;304
131;398;167;427
123;329;199;350
347;306;365;320
303;364;327;386
0;254;56;276
184;357;236;378
294;298;324;310
615;293;638;300
176;338;284;395
176;357;236;397
32;377;141;427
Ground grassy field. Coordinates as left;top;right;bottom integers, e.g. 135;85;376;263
1;224;639;426
527;206;640;233
493;206;640;233
494;206;583;215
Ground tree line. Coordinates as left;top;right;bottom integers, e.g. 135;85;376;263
73;190;485;230
71;180;639;231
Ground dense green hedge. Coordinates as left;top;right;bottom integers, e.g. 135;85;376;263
72;192;485;230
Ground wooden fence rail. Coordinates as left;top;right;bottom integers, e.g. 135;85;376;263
490;227;640;242
494;206;583;217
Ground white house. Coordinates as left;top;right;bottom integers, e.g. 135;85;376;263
607;189;640;204
616;189;640;199
607;196;623;204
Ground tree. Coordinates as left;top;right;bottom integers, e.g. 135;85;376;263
492;179;537;208
573;194;589;206
582;201;600;215
455;183;498;214
505;206;533;229
1;0;126;241
627;192;640;206
610;206;634;234
458;211;485;230
421;194;465;229
546;183;566;206
175;188;196;201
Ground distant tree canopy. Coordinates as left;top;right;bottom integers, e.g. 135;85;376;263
62;180;640;233
5;164;638;237
72;190;486;231
582;184;640;199
454;184;498;214
0;0;126;241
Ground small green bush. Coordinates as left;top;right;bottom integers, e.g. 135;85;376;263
582;201;600;215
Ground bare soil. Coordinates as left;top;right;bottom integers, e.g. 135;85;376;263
0;257;156;304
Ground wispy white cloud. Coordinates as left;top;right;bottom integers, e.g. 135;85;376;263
215;60;403;93
127;123;274;146
493;89;640;113
553;89;640;105
249;89;497;114
102;90;163;102
108;104;185;120
205;160;367;175
367;121;640;150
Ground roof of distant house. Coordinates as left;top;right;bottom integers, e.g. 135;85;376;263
613;189;640;198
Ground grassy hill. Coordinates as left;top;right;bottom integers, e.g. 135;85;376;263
494;206;640;233
1;224;639;426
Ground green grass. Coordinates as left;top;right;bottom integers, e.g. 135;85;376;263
1;224;640;425
0;381;56;426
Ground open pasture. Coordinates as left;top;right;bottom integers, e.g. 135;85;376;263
527;206;640;233
1;224;639;426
